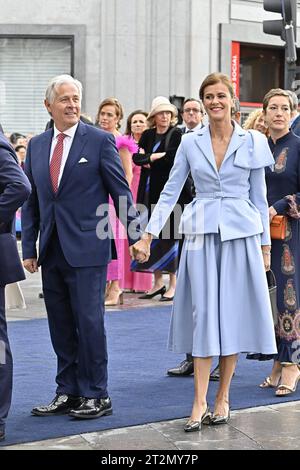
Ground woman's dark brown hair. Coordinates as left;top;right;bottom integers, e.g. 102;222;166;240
199;72;234;101
125;109;148;136
96;97;124;130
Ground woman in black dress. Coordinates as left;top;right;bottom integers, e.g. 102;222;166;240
132;96;191;301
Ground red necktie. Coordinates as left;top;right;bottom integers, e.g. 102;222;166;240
50;133;66;193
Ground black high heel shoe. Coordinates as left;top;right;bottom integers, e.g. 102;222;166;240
184;406;211;432
159;295;174;302
138;286;166;299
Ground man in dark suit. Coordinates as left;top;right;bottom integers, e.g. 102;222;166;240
180;98;205;134
0;136;31;441
22;74;140;419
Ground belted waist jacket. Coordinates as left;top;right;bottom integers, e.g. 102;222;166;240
146;123;274;245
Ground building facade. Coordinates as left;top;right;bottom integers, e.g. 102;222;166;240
0;0;299;134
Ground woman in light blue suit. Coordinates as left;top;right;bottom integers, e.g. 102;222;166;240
131;73;277;432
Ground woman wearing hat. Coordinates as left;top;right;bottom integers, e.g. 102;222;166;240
132;96;192;301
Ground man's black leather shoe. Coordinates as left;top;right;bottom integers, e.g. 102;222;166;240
31;394;83;416
0;430;5;441
209;364;220;381
209;364;235;381
167;359;194;376
69;397;112;419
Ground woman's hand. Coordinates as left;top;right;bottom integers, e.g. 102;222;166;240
261;245;271;271
150;152;166;162
130;233;152;263
269;206;277;222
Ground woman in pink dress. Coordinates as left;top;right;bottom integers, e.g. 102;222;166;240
96;98;134;306
123;110;152;292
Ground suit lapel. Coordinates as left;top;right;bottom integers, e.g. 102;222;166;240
195;124;247;174
40;130;54;195
57;122;87;194
220;127;247;171
194;126;218;175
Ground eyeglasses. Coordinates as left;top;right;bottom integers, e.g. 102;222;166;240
183;108;202;114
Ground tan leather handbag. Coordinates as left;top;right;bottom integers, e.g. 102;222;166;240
270;215;287;240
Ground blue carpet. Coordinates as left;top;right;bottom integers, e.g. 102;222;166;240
3;306;300;446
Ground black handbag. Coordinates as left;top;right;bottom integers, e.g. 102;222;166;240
266;269;278;326
0;232;25;286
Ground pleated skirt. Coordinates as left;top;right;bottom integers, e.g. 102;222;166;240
168;233;277;357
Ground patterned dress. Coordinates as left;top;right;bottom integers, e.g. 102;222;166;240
266;131;300;363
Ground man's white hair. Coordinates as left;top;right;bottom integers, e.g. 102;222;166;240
45;74;83;103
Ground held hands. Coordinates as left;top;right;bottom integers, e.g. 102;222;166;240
130;234;152;263
261;246;271;272
23;258;39;273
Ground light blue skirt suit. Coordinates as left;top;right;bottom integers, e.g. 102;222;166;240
146;123;277;358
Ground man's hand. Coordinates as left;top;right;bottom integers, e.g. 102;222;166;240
130;234;152;263
23;258;39;273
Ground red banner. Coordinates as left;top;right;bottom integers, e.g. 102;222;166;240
231;42;240;98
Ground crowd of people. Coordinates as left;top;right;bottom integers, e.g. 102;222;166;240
1;71;300;442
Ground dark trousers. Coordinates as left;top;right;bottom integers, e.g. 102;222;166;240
0;287;12;431
41;230;108;399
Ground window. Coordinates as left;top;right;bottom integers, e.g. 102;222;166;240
240;45;284;104
0;37;72;135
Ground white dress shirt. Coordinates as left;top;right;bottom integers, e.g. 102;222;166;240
49;123;79;187
185;122;203;133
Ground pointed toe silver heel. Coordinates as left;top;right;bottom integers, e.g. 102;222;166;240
211;409;230;425
184;406;211;432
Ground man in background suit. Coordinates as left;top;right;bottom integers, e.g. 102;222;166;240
287;90;300;137
180;98;205;134
0;136;31;441
22;74;140;419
